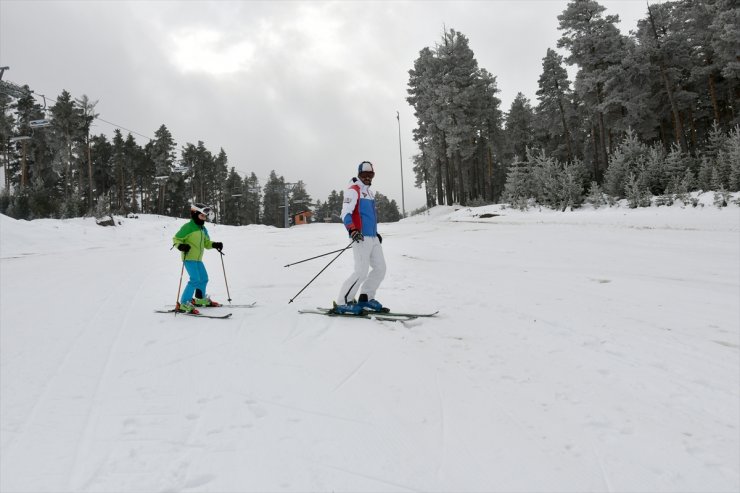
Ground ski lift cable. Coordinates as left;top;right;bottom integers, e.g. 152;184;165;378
5;81;154;142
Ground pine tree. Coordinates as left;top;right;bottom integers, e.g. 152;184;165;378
407;29;503;205
558;159;587;210
375;192;401;222
624;172;651;208
241;172;261;225
261;170;284;227
75;95;98;212
289;180;312;218
558;0;628;179
222;167;243;225
505;94;535;163
725;126;740;191
535;48;574;162
603;129;647;198
503;156;532;210
148;124;177;215
585;181;606;208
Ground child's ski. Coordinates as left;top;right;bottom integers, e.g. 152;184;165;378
166;302;256;309
154;310;232;319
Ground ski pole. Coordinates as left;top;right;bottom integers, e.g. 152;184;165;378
219;251;232;303
175;261;185;316
288;240;354;304
284;245;353;268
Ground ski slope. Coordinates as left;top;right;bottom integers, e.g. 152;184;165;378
1;198;738;492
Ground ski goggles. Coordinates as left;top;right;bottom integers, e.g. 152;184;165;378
191;203;215;220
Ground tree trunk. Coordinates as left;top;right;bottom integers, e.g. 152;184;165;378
591;121;600;182
557;97;573;162
455;150;465;205
445;154;454;205
131;173;137;212
4;142;9;193
435;157;444;206
20;141;27;189
65;140;73;201
686;107;697;152
648;5;687;152
441;134;453;205
661;69;687;151
486;143;494;201
87;141;93;211
708;73;721;124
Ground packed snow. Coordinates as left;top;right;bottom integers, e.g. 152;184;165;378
1;197;738;492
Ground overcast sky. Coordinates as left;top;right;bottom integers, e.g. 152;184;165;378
1;0;657;212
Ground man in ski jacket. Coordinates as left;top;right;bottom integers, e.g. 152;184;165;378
333;161;387;315
172;203;224;314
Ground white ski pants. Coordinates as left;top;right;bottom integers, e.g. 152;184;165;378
337;236;386;305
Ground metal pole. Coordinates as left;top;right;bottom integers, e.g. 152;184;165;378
288;241;354;303
284;244;353;268
396;111;406;217
284;186;289;228
174;261;185;316
219;251;232;303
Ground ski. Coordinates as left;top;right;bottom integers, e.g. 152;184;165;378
222;302;257;308
316;307;439;318
154;309;233;319
165;302;256;309
299;308;417;322
375;310;439;318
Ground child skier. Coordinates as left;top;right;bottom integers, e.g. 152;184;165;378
172;203;224;314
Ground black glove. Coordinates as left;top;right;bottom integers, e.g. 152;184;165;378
349;228;364;243
177;243;191;253
212;242;223;252
377;233;382;244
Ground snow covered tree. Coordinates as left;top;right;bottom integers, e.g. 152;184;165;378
603;129;647;198
289;180;312;218
504;93;535;164
503;156;532;210
558;0;628;179
240;172;261;225
375;192;402;223
261;170;285;227
535;48;574;162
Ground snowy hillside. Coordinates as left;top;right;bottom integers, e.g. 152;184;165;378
1;199;739;492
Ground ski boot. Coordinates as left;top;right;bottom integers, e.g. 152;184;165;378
356;294;388;313
193;295;222;307
176;301;200;315
331;301;364;316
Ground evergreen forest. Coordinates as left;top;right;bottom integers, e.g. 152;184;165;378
1;0;738;225
407;0;739;209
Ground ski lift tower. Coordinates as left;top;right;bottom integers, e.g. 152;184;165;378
231;192;242;225
279;183;297;228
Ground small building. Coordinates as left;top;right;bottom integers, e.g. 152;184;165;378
293;210;313;225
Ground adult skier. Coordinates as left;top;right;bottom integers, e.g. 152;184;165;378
333;161;387;315
172;203;224;314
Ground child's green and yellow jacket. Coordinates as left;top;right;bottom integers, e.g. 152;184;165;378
173;220;214;261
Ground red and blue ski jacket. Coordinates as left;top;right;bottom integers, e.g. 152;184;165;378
340;177;378;237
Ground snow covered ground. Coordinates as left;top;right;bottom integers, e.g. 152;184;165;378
1;197;738;492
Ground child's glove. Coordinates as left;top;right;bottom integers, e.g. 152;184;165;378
177;244;191;252
212;242;223;252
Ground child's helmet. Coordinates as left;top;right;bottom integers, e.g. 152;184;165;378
190;203;215;221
